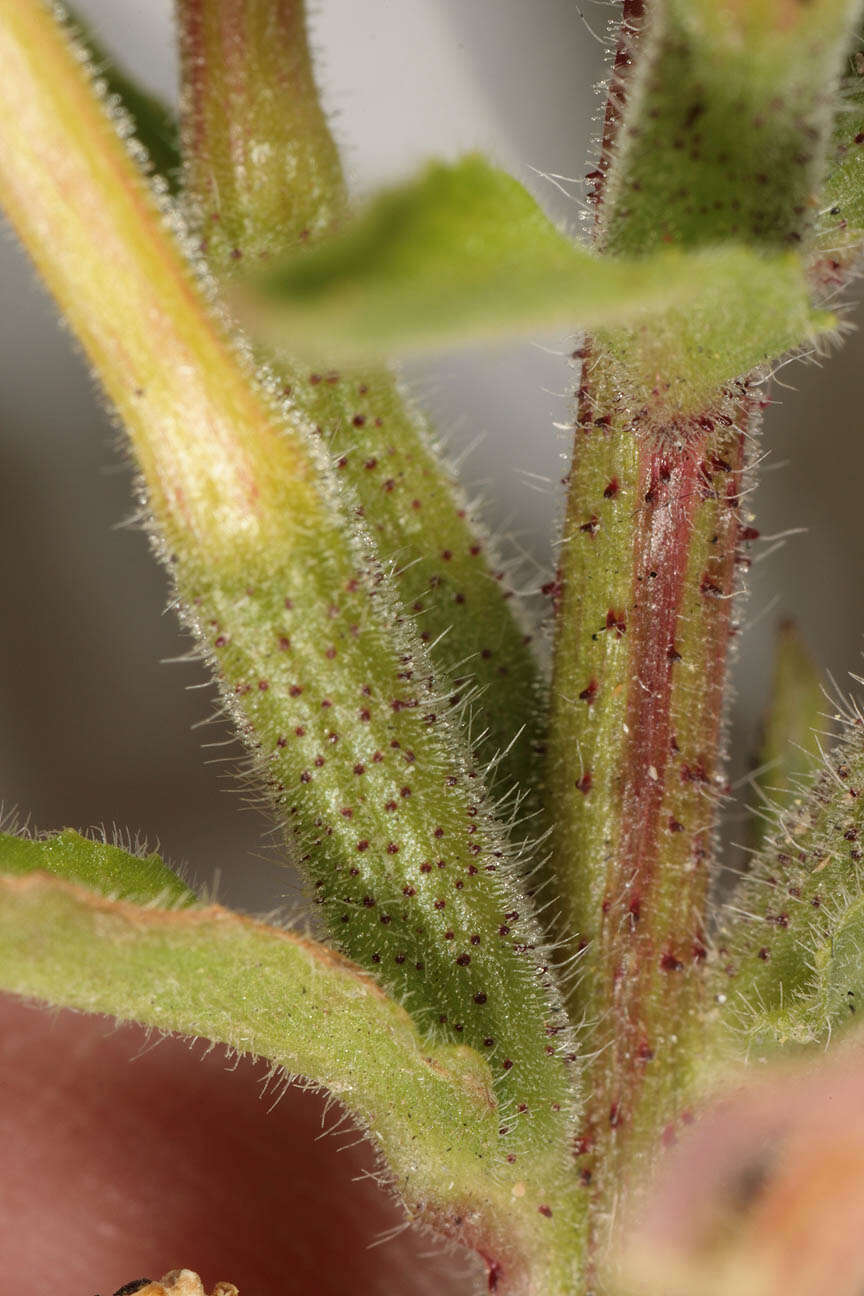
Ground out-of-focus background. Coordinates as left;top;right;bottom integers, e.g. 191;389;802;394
2;0;861;914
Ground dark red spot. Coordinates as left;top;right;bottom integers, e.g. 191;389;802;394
352;415;366;427
356;840;369;852
456;953;471;966
579;678;598;704
603;478;619;499
386;843;399;854
605;608;626;636
661;952;684;972
474;992;487;1004
353;763;365;775
538;1205;553;1218
576;772;592;795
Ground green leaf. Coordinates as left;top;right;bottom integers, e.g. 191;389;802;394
715;701;864;1050
0;859;586;1290
0;868;499;1218
65;4;180;186
0;826;196;908
748;621;826;853
811;26;864;282
246;155;823;375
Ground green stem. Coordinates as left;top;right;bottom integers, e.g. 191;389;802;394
547;352;757;1240
177;0;345;254
546;0;857;1265
175;0;548;825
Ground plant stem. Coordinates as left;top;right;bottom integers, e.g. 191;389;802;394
175;0;548;825
177;0;346;255
546;0;857;1263
547;350;756;1242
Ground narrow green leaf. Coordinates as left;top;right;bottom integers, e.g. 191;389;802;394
246;155;822;379
716;703;864;1050
0;826;196;908
811;24;864;283
65;4;180;186
748;621;826;853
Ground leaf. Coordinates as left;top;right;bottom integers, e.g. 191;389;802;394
0;856;586;1288
245;155;822;373
811;25;864;284
715;697;864;1049
66;4;180;185
0;867;499;1217
748;621;826;853
0;826;196;908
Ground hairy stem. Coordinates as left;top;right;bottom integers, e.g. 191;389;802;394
548;353;756;1239
546;0;857;1264
175;0;548;824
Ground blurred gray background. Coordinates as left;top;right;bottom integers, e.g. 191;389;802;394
1;0;860;913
